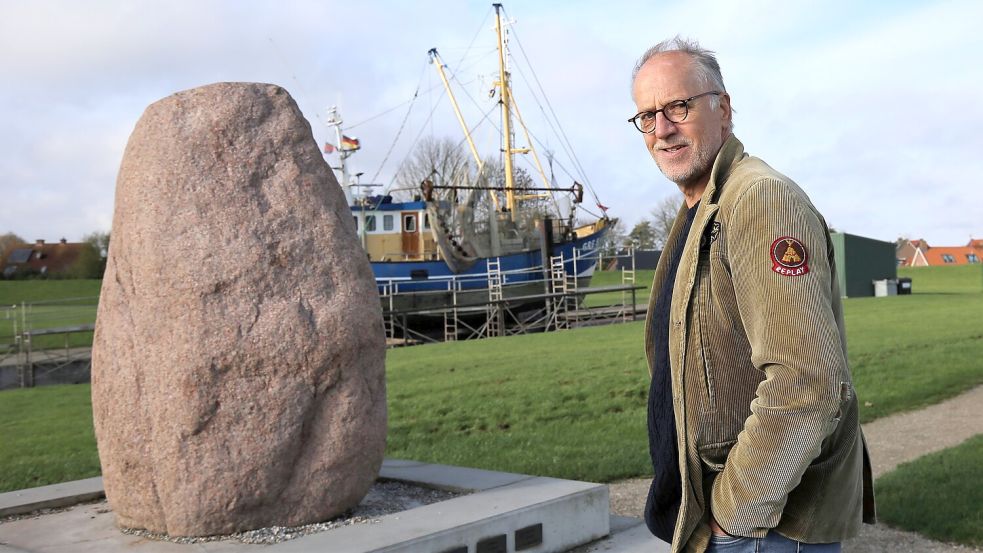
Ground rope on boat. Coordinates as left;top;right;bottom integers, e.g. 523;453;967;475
366;61;428;187
500;6;605;212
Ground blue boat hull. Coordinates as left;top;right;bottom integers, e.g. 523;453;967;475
372;227;608;297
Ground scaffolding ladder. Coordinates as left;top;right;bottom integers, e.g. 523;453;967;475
381;284;397;342
485;258;504;338
621;247;637;322
566;249;580;316
443;280;460;342
550;255;572;329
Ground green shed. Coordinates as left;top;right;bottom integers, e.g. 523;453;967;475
830;232;897;297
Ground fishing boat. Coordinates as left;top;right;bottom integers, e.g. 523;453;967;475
326;4;612;330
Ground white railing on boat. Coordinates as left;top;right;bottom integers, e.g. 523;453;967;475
375;246;599;295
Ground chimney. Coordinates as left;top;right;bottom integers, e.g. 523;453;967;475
59;238;67;245
35;239;45;248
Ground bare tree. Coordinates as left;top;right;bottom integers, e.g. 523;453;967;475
393;136;475;199
600;218;627;257
0;232;26;260
650;194;682;249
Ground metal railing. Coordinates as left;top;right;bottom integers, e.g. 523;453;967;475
0;296;97;388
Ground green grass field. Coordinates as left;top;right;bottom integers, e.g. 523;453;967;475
0;279;102;305
584;269;654;307
0;384;100;491
0;266;980;547
899;264;983;294
0;280;101;349
875;435;983;545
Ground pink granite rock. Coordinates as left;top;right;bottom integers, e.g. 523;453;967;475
92;82;386;537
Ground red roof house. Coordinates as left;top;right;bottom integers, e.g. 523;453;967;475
1;239;87;278
922;246;981;266
896;238;929;267
897;237;982;267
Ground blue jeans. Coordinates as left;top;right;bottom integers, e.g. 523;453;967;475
707;530;841;552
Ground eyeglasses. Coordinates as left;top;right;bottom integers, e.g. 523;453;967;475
628;91;721;133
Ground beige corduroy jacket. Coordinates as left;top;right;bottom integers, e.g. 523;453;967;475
644;135;876;553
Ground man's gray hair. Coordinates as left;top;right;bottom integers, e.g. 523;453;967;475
631;36;731;126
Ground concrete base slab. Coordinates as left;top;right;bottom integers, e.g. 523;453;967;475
0;460;609;553
0;477;104;517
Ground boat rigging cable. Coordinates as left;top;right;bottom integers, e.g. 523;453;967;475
500;5;604;212
348;5;605;220
365;60;428;188
434;9;605;219
369;67;493;203
373;7;495;198
435;48;571;217
266;36;331;131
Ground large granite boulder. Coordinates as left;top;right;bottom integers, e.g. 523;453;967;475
91;82;386;537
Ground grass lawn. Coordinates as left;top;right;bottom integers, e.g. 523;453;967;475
898;264;983;295
386;322;650;482
585;269;654;307
875;435;983;546
0;384;100;492
843;293;983;422
0;279;102;305
0;280;101;349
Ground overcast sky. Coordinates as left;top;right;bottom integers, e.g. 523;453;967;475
2;0;981;246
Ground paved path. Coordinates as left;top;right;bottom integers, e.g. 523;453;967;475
861;384;983;479
602;384;983;552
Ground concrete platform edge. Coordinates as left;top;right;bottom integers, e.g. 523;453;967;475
0;476;104;517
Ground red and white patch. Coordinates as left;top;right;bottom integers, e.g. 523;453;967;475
770;236;810;276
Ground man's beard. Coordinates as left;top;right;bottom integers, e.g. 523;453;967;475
654;139;717;188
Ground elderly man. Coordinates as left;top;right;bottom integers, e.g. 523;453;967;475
630;38;875;552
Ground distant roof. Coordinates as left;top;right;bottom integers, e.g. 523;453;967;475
923;246;981;266
0;240;87;274
6;248;32;264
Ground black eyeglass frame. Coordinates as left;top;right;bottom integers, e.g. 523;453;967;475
628;91;721;133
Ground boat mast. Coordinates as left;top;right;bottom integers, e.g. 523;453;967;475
427;49;498;210
326;106;369;250
326;106;354;206
494;3;517;221
429;49;484;172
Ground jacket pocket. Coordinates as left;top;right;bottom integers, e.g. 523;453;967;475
828;381;854;436
696;252;716;411
698;439;737;472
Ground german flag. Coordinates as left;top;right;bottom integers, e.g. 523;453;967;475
341;135;360;151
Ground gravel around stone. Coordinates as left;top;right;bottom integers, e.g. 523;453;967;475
1;480;461;546
606;384;983;553
120;480;461;545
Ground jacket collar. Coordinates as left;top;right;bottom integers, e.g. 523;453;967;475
644;134;748;374
700;134;745;207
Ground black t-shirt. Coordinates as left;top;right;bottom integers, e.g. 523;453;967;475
644;201;699;543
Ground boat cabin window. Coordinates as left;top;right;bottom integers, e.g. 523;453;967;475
383;214;394;231
365;215;377;232
423;213;430;230
353;216;359;231
403;214;417;232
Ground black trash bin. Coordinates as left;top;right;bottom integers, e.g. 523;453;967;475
897;277;912;295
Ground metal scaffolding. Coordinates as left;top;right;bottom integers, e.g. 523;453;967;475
380;249;644;347
1;297;97;389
